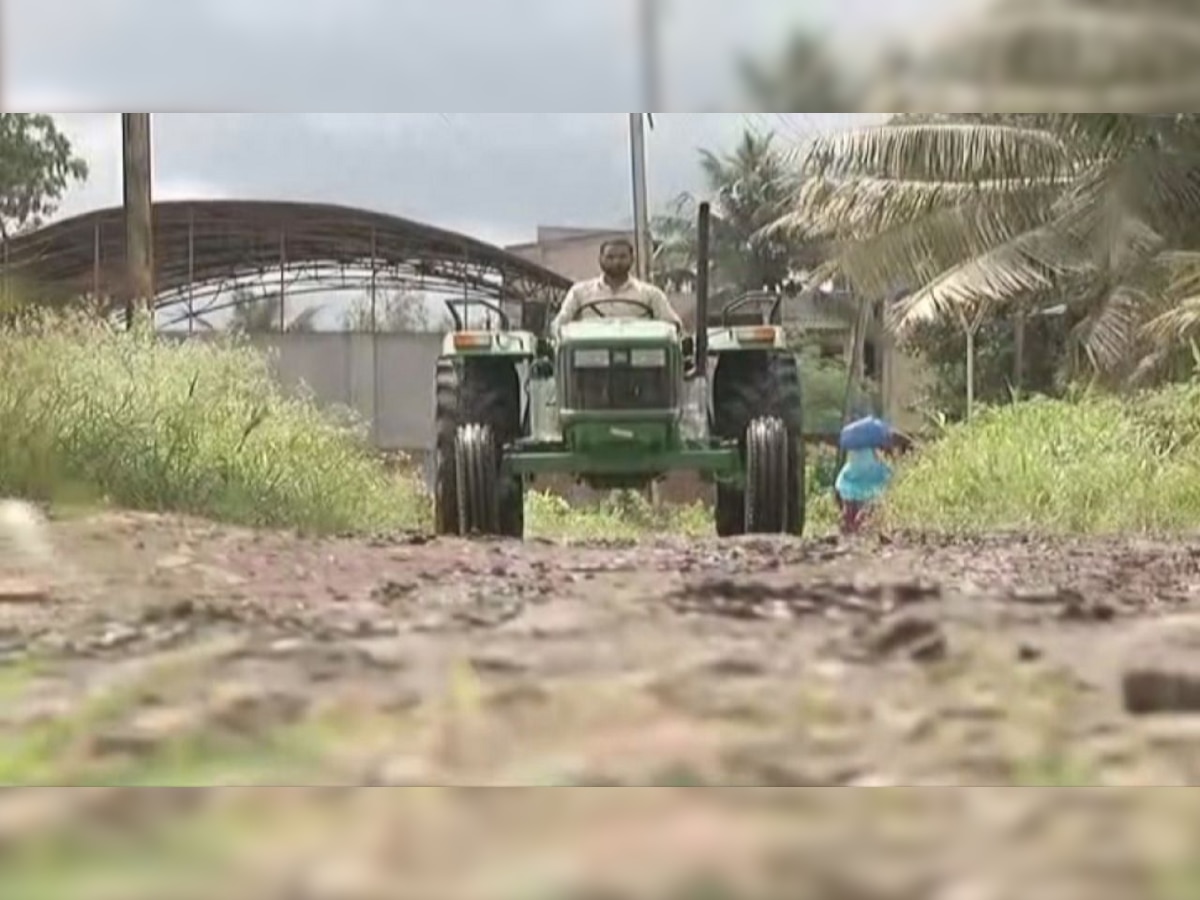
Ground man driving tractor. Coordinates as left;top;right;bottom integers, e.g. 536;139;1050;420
549;237;683;337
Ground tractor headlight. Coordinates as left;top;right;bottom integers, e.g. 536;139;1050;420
630;349;667;368
574;349;610;368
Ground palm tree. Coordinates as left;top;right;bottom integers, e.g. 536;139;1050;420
867;0;1200;113
843;0;1200;393
739;30;863;112
652;129;818;300
740;1;1200;413
779;113;1200;413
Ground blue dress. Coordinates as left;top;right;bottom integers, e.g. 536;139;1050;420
835;449;893;504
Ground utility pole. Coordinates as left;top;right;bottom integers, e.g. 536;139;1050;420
631;0;663;504
629;114;652;281
640;0;662;112
629;0;661;281
122;113;154;328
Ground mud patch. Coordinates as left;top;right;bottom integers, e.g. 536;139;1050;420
0;515;1198;894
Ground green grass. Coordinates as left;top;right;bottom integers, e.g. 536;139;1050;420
527;490;711;541
885;385;1200;534
0;311;427;534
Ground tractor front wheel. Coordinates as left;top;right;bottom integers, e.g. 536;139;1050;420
715;483;744;537
454;423;502;536
744;416;790;533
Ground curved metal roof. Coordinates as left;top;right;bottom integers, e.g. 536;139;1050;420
0;199;572;314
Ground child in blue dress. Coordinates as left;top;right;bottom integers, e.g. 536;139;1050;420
835;417;894;535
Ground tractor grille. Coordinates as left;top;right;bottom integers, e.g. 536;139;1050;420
567;347;673;410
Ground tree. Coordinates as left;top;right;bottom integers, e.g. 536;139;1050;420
782;113;1200;414
739;31;858;112
652;130;819;298
0;114;88;240
227;291;322;333
871;0;1200;114
752;1;1200;416
339;290;447;332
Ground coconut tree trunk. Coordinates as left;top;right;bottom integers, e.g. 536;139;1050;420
836;293;874;477
966;327;976;420
1012;308;1027;400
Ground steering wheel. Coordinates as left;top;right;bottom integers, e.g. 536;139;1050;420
576;298;657;320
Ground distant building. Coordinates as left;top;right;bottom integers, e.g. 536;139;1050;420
506;226;634;283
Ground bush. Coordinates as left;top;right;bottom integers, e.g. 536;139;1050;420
0;312;427;534
796;347;879;434
885;388;1200;534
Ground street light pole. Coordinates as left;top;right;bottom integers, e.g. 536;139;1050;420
629;113;652;281
122;113;154;328
632;0;663;505
629;0;661;281
640;0;662;112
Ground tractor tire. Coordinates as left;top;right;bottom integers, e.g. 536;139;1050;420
787;429;807;537
434;357;524;539
714;483;745;537
712;350;806;538
500;476;526;539
434;359;462;536
744;417;790;533
455;423;502;536
772;352;806;537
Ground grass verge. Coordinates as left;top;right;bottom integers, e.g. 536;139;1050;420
0;312;426;535
885;385;1200;534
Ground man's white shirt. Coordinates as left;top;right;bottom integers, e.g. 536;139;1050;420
550;276;683;336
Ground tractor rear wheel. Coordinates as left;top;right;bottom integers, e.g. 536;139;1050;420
745;416;790;533
455;423;502;536
771;353;806;537
434;357;525;539
786;427;806;537
434;359;462;536
712;350;806;538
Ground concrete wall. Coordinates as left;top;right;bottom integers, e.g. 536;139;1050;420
187;331;445;452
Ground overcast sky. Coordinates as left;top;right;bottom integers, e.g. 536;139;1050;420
3;0;950;246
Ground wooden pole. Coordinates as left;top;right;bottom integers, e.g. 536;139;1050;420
121;114;154;328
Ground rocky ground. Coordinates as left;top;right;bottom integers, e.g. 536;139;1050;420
2;512;1200;898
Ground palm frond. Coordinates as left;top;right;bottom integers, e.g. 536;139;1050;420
800;173;1071;241
886;222;1083;332
1047;156;1171;276
804;123;1074;184
830;172;1086;303
1071;284;1147;373
1142;294;1200;344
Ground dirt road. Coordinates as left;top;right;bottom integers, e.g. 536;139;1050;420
3;513;1200;897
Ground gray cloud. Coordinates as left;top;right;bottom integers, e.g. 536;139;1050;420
6;0;941;110
8;0;799;110
6;0;930;244
41;113;872;246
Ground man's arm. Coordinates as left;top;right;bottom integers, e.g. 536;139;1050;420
549;285;581;337
647;285;684;329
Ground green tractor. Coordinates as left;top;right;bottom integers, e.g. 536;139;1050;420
432;202;805;540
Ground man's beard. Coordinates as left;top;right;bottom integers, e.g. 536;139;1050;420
602;267;631;281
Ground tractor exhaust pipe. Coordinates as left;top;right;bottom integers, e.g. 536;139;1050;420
694;200;711;366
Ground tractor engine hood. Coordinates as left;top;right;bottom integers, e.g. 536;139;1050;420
558;319;681;345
